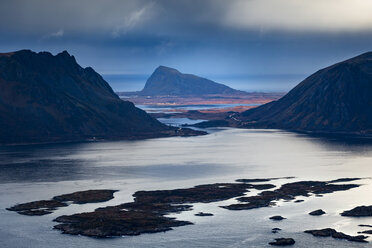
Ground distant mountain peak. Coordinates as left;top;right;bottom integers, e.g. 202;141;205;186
155;65;180;73
140;66;243;96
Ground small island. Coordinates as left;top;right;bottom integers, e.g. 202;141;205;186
7;189;117;216
7;178;363;240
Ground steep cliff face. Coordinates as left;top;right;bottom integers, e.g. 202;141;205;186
0;50;200;144
239;52;372;134
140;66;243;96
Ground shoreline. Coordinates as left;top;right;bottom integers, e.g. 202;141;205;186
0;128;207;147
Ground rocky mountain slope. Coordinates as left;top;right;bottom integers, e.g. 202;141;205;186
237;52;372;135
0;50;202;144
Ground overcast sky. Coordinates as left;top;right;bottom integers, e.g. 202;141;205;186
1;0;372;89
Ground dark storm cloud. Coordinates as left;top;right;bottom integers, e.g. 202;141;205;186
0;0;223;36
2;0;371;35
1;0;372;90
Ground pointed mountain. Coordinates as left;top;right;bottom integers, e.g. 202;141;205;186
0;50;202;144
139;66;243;96
237;52;372;135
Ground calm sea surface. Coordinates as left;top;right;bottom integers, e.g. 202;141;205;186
1;124;372;247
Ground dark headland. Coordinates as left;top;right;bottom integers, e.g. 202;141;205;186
193;52;372;137
0;50;204;145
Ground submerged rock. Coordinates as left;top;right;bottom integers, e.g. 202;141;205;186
309;209;326;216
269;238;295;246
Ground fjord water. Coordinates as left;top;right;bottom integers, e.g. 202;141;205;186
1;127;372;247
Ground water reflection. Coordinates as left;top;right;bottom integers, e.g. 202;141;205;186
0;128;371;184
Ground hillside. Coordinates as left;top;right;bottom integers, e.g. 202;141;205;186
0;50;202;144
236;52;372;135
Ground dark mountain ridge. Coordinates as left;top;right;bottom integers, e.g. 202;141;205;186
236;52;372;135
0;50;202;144
137;66;244;96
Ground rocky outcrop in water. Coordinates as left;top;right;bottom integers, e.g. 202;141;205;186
54;205;193;237
222;180;359;210
6;178;362;238
304;228;368;243
341;205;372;217
7;200;67;216
52;182;273;237
309;209;325;216
269;216;286;221
269;238;295;246
7;189;117;215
